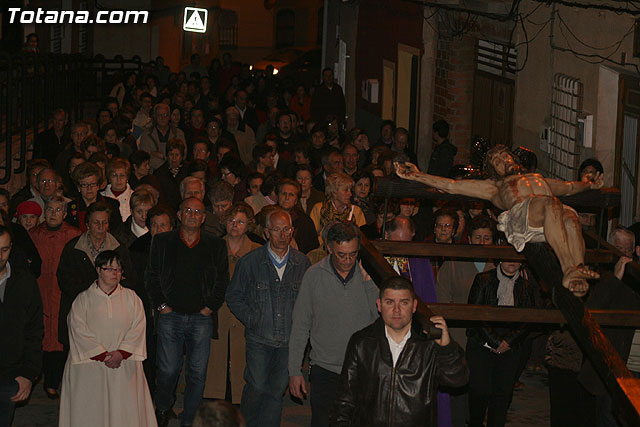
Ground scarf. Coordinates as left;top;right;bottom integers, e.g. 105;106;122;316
319;200;354;231
496;264;520;307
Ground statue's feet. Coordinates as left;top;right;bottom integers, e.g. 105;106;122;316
562;265;599;297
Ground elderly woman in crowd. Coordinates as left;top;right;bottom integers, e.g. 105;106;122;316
29;196;81;399
101;157;135;222
204;202;261;403
59;250;156;427
65;161;122;233
57;202;135;351
112;189;155;248
351;170;375;225
309;172;366;243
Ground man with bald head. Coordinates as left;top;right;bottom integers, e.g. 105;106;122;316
226;208;311;427
146;197;229;427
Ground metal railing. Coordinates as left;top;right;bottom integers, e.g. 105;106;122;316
0;53;143;184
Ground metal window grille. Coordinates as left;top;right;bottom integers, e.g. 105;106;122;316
50;24;62;54
549;73;583;181
476;39;517;79
78;2;88;54
219;10;237;49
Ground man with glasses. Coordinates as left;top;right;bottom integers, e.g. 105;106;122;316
146;197;229;427
289;222;379;427
226;208;311;427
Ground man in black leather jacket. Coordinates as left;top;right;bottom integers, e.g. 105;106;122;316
331;276;468;426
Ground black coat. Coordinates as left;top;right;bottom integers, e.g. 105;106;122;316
33;127;71;166
427;139;457;178
153;162;189;211
0;267;43;383
332;317;468;427
290;207;319;254
145;230;229;338
65;195;123;233
56;235;135;347
466;268;537;349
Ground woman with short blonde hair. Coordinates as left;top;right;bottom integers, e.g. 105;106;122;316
309;172;366;243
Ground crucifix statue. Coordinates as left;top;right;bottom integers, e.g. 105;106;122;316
395;144;604;297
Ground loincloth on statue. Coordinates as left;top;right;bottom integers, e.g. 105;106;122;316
497;197;546;252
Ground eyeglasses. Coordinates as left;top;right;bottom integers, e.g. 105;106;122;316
334;251;358;261
269;226;293;235
79;182;98;189
182;207;204;216
45;207;64;215
228;218;246;226
100;266;123;273
435;223;453;230
40;179;56;185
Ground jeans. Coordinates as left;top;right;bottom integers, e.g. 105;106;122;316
0;379;18;427
240;339;289;427
309;365;341;427
467;342;522;427
155;311;212;426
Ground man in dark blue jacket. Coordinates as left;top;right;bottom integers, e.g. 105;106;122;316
226;208;311;427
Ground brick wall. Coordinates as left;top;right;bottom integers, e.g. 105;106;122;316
432;14;512;163
434;34;476;162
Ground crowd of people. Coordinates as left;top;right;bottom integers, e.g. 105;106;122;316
0;49;639;427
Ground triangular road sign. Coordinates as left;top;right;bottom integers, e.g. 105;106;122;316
183;7;208;33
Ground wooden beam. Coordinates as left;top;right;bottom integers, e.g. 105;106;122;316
374;177;620;210
522;243;640;426
425;303;640;327
371;240;617;264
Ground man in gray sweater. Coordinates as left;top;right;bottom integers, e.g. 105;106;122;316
288;222;379;427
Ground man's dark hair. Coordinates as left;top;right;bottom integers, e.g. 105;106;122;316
146;203;176;229
322;67;333;74
261;171;283;196
0;224;12;244
252;144;272;163
129;150;151;168
432;119;450;139
276;178;301;198
378;276;416;300
293;141;312;159
579;158;604;176
469;214;496;238
95;250;121;270
433;207;459;233
139;92;154;102
380;120;396;132
310;124;326;137
326;222;361;247
85;201;112;226
294;164;314;178
0;188;9;201
219;155;246;180
208;181;234;204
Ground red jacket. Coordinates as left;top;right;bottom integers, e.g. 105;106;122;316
30;222;81;351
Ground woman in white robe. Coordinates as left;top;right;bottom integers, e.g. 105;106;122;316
59;250;157;427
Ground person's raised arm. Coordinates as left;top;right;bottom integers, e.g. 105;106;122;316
394;162;498;201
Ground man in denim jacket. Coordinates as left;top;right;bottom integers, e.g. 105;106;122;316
226;208;311;427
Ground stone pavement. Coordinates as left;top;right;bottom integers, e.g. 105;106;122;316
13;368;550;426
